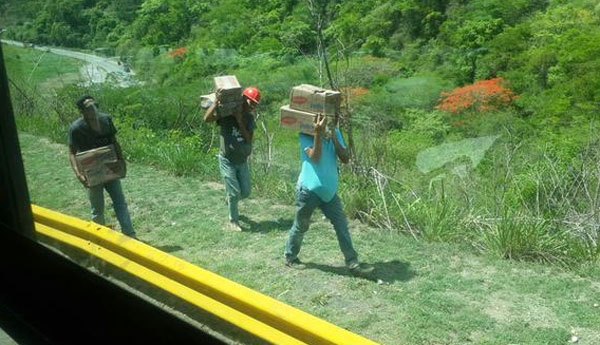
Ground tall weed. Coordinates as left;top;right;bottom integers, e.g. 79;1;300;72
481;212;571;265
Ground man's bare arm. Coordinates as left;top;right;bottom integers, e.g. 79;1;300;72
306;115;327;164
204;102;218;123
333;130;349;164
69;146;86;185
204;90;222;123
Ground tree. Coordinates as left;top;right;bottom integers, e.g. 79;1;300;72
436;78;518;114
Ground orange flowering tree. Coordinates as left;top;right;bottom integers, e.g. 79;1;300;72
168;47;188;61
435;78;518;114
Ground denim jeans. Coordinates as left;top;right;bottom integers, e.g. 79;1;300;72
284;186;358;266
218;154;251;223
88;179;135;236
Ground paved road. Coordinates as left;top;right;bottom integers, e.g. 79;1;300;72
1;39;137;87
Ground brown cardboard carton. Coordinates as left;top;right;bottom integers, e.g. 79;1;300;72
213;75;244;117
75;144;125;188
214;75;242;103
280;105;316;134
200;93;242;117
289;84;341;116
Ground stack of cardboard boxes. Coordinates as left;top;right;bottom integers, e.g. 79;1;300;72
200;75;244;118
280;84;341;134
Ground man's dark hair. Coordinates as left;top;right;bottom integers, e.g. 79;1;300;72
75;95;94;111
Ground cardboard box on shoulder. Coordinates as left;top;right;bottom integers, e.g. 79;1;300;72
199;92;242;118
75;144;125;188
214;75;242;102
213;75;244;117
200;93;216;109
280;105;316;134
289;84;341;116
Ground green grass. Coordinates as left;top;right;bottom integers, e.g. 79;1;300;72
3;44;83;87
19;133;600;345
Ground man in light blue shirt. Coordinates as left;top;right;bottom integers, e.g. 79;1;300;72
284;114;374;275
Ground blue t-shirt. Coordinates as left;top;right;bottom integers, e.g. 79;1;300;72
298;129;346;202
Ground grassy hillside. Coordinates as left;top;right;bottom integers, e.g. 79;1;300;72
3;44;82;86
19;132;600;345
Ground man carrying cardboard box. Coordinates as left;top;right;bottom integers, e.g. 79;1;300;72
68;95;136;238
204;87;261;232
284;114;374;275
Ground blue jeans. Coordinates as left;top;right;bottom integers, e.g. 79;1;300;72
218;155;251;223
284;186;359;266
88;179;135;236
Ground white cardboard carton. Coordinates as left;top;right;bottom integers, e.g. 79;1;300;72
212;75;244;117
200;92;242;118
289;84;341;116
200;93;243;117
214;75;242;102
280;105;317;134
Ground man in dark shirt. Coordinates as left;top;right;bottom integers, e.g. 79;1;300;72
68;95;136;237
204;87;260;232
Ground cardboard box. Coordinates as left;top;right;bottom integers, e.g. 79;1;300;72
200;93;216;109
214;75;242;103
200;92;243;118
280;105;317;134
289;84;341;116
75;145;125;188
212;75;244;117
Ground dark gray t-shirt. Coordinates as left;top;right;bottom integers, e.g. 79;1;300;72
68;114;117;152
217;111;256;164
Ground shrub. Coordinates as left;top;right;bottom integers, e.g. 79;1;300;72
401;109;449;142
168;46;188;61
481;212;571;265
388;130;435;167
409;194;465;243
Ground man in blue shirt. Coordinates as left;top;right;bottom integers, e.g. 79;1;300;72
284;114;374;275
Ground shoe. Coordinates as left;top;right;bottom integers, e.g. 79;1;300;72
285;258;306;270
227;221;243;232
348;262;375;275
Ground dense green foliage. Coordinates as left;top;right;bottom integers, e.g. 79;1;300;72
3;0;600;268
3;0;599;118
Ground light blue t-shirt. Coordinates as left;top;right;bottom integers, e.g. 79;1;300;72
298;129;346;202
